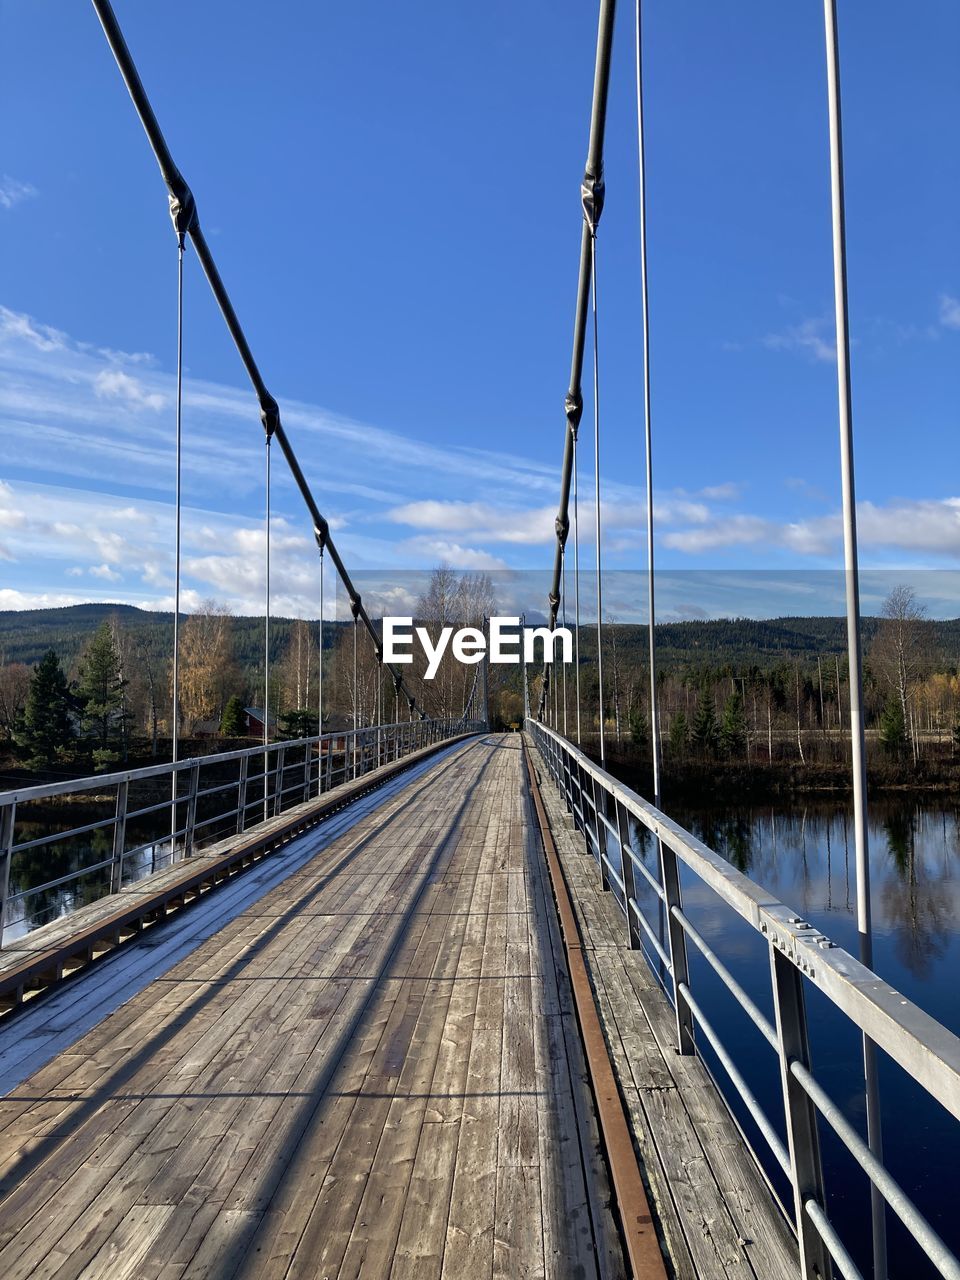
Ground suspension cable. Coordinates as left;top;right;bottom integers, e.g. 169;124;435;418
90;0;427;722
635;0;660;806
561;547;568;736
317;544;324;796
539;0;615;725
263;434;272;820
170;230;185;854
352;612;359;779
573;434;582;743
590;231;606;769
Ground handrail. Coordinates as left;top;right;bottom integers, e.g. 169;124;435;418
527;717;960;1280
0;719;482;946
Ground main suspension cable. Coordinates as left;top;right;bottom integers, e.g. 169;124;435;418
90;0;427;723
539;0;615;727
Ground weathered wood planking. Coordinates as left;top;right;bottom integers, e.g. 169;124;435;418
530;746;799;1280
0;734;625;1280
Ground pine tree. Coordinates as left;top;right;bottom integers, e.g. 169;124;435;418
669;709;689;757
14;650;74;768
220;694;247;737
879;696;906;756
629;709;648;749
77;622;127;770
720;693;747;759
691;695;719;758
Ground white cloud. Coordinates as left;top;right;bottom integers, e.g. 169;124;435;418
89;563;122;582
662;497;960;562
0;306;65;351
399;538;508;571
93;369;166;412
940;295;960;331
388;500;555;545
0;176;37;211
762;317;836;364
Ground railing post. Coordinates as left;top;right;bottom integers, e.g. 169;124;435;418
302;739;311;803
590;775;610;890
562;746;575;816
184;761;201;858
274;746;286;816
615;799;641;950
110;780;129;893
574;760;589;838
0;800;16;951
237;754;250;833
659;835;694;1054
770;944;832;1280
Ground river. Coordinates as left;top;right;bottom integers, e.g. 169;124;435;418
644;795;960;1278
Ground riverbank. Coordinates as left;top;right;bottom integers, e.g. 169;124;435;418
591;742;960;804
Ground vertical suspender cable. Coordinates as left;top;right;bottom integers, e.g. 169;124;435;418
635;0;660;807
822;2;886;1274
352;614;359;778
590;231;606;769
170;231;185;856
321;545;330;793
561;549;568;736
263;434;272;820
574;438;582;744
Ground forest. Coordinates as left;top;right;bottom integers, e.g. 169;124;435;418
1;577;958;792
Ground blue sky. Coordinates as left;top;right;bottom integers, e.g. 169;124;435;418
1;0;959;620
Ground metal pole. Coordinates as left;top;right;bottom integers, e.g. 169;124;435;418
635;0;660;809
263;434;271;821
590;233;606;769
822;3;885;1274
171;233;185;856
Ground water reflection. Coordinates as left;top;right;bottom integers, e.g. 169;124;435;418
678;798;960;989
3;816;172;943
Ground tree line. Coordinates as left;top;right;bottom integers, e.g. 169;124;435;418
538;585;960;769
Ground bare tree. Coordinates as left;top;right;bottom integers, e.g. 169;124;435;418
176;600;233;732
280;619;315;712
871;585;928;759
0;659;31;740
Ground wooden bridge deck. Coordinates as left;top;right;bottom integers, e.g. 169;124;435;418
0;735;625;1280
0;732;796;1280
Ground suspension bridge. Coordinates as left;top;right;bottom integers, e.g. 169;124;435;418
1;2;959;1279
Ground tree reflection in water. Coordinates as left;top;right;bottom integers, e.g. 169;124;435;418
881;808;952;980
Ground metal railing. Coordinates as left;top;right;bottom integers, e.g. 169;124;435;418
528;718;960;1280
0;718;482;948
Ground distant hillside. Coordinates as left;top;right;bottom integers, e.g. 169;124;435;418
4;604;960;676
0;604;345;673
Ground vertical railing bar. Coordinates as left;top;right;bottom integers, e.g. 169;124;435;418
111;780;129;893
770;943;832;1280
0;800;17;950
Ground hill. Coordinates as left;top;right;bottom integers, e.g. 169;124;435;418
4;605;960;677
